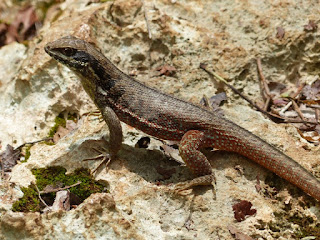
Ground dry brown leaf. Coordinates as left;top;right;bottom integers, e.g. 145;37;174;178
297;129;320;143
276;26;285;39
0;23;8;46
53;126;70;143
51;191;70;211
1;6;39;47
10;6;38;42
304;20;318;32
53;120;78;143
301;79;320;100
0;144;20;172
200;92;227;112
160;143;182;163
300;99;320;105
232;200;256;222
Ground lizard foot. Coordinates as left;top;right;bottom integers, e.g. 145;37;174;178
174;173;216;191
83;147;112;174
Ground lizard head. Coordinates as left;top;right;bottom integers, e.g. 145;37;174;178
45;36;109;100
44;35;94;70
45;36;122;102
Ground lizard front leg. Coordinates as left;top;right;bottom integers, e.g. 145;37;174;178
100;106;123;159
86;106;123;173
176;130;216;190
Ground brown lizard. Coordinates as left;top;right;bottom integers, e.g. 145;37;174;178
44;36;320;201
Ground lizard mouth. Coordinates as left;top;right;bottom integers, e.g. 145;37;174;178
44;44;78;68
44;45;62;61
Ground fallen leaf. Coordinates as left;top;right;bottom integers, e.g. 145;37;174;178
160;143;183;164
200;92;227;112
301;79;320;100
53;126;70;143
41;182;64;194
297;129;320;143
0;6;40;47
51;190;70;211
255;175;261;192
0;23;8;46
0;144;20;172
10;6;39;42
232;200;256;222
272;98;289;106
304;20;318;32
276;27;285;39
53;119;78;143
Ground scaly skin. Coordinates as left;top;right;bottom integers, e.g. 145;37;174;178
45;36;320;201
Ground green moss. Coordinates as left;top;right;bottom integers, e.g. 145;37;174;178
47;112;78;138
43;141;55;146
20;145;32;163
12;167;106;212
12;186;40;212
47;113;66;138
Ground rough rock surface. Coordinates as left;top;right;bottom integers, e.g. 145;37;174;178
0;0;320;239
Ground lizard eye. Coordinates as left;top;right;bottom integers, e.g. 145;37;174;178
60;47;76;57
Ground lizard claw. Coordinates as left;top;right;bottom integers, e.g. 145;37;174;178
83;147;112;174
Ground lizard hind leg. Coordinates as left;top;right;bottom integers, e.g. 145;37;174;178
175;130;216;190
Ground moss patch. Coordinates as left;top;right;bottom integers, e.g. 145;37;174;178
47;113;66;138
12;186;40;212
12;166;106;212
47;112;78;140
20;144;32;163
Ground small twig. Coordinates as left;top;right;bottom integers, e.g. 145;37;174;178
82;110;100;117
315;109;319;123
290;83;305;99
256;58;271;96
257;58;272;110
282;119;317;124
142;0;152;39
35;184;49;208
263;97;271;112
15;137;53;151
40;181;82;194
200;64;280;119
200;64;318;125
0;156;4;180
291;100;307;124
279;101;293;115
309;105;320;110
